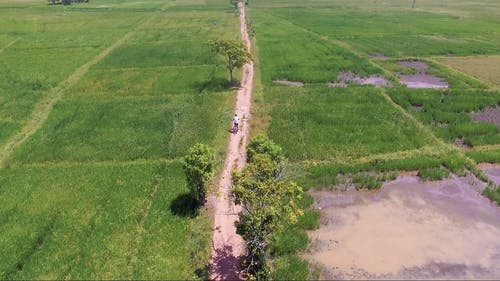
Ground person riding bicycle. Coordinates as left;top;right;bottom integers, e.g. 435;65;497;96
232;113;239;133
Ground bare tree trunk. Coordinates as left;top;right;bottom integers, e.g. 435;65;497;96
228;55;234;82
412;0;416;8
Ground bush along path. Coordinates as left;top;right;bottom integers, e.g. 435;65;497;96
208;1;254;280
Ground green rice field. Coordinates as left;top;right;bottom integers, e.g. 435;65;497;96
0;0;238;278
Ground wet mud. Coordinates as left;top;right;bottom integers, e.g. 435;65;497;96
273;79;304;87
481;165;500;185
398;74;449;89
396;60;449;89
472;106;500;127
328;72;391;87
306;175;500;280
398;60;429;73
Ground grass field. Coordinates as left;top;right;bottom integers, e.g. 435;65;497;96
438;56;500;89
0;0;240;278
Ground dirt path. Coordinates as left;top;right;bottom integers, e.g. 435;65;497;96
208;2;253;280
0;14;160;168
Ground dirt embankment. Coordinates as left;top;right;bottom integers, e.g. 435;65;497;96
306;174;500;280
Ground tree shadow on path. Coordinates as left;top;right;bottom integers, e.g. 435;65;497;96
210;245;244;280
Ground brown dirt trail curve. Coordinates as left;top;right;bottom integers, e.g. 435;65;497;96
208;2;253;280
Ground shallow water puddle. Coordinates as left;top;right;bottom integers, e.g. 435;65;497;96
306;175;500;279
473;106;500;127
399;74;449;89
396;60;449;89
273;79;304;87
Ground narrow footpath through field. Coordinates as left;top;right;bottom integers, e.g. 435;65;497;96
208;2;253;280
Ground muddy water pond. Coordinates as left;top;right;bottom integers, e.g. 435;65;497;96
481;165;500;185
306;175;500;280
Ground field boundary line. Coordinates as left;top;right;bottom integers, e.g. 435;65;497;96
98;64;215;72
470;144;500;152
301;145;453;167
7;158;174;169
129;175;162;277
378;89;457;148
0;37;20;54
0;13;161;168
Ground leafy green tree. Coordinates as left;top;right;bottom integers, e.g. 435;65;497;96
208;39;252;83
232;137;303;280
247;134;283;165
183;143;215;205
230;0;239;9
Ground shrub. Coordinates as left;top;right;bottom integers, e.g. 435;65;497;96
353;175;382;190
183;143;215;205
247;134;283;165
418;167;450;181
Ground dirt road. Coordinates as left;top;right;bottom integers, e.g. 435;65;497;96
208;2;253;280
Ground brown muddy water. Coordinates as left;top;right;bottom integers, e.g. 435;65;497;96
481;165;500;185
306;175;500;280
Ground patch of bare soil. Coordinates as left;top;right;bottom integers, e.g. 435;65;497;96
454;137;471;149
370;53;389;59
273;79;304;87
328;72;391;87
398;60;429;73
412;104;423;111
305;174;500;280
472;106;500;127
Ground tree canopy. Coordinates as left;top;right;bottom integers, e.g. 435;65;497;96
208;39;252;83
183;143;215;205
232;136;303;279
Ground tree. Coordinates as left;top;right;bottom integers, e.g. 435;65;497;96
232;136;303;279
230;0;239;9
412;0;416;8
208;39;252;84
183;143;215;205
247;134;283;165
